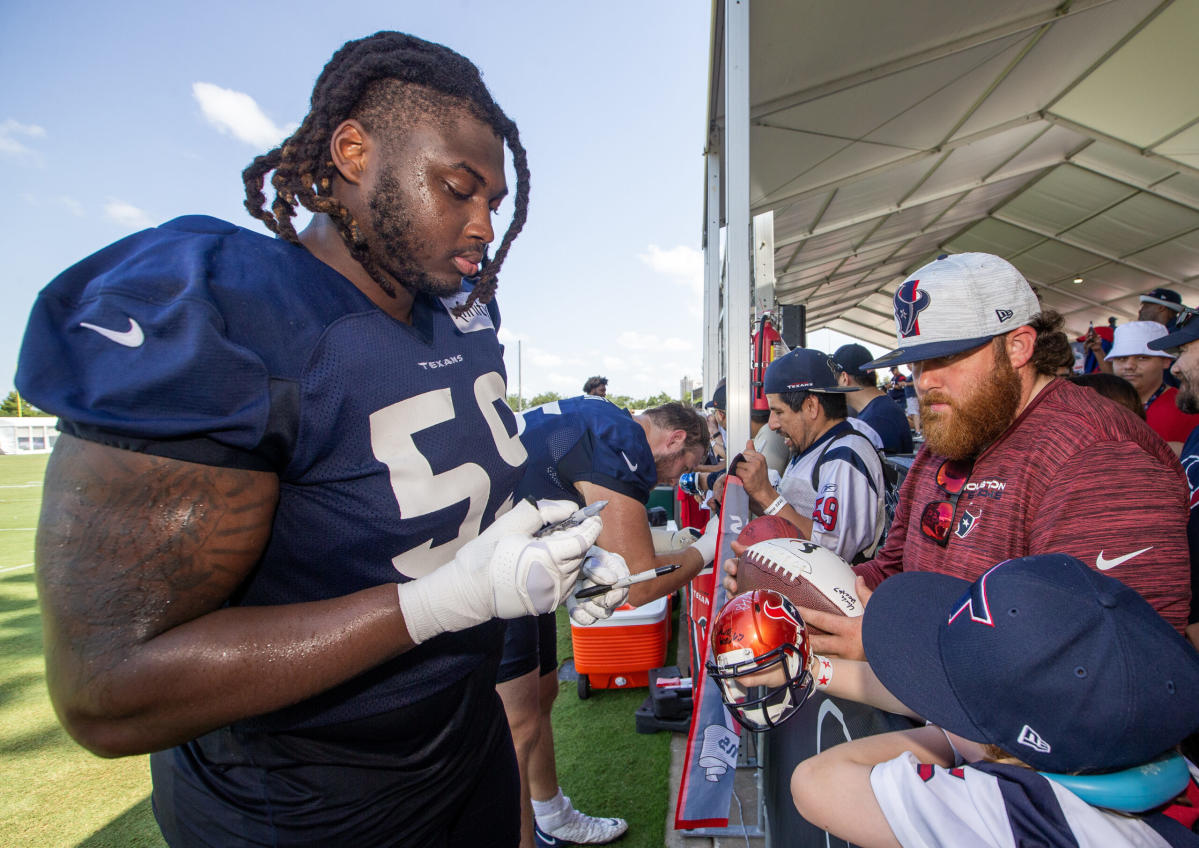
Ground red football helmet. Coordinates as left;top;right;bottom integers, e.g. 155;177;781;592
705;590;814;732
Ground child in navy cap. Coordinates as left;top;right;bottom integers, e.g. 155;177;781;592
790;553;1199;847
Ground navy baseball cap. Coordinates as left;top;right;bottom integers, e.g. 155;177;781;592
862;554;1199;774
832;343;874;379
1140;287;1184;313
763;348;856;395
1148;307;1199;354
705;381;726;410
862;253;1041;369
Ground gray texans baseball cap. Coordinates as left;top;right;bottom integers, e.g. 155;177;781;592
863;253;1041;369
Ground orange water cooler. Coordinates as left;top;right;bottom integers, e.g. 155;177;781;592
570;594;672;699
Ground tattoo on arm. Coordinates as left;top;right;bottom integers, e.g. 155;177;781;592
37;435;278;699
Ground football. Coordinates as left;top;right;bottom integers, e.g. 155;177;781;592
738;538;862;627
736;515;801;548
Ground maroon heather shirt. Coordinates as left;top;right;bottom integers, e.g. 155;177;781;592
856;379;1190;632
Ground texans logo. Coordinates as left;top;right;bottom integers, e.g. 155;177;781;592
761;594;802;628
894;278;931;338
947;561;1006;627
955;508;980;539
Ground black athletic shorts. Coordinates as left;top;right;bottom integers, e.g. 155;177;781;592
496;612;558;683
150;659;519;847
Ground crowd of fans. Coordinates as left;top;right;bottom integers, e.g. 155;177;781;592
698;256;1199;845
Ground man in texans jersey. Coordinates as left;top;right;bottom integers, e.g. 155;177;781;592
15;33;604;848
501;395;715;847
731;348;886;563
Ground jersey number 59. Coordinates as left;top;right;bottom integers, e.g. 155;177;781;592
370;371;526;579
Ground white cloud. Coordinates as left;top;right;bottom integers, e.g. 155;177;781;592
104;200;152;229
58;196;84;216
638;243;705;317
640;244;702;277
615;330;693;352
639;244;703;292
1;119;47;162
527;346;581;369
497;327;529;345
22;192;84;216
192;82;297;148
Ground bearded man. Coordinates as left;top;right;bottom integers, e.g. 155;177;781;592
724;253;1190;659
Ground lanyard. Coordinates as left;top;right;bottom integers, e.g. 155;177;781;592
1143;383;1168;412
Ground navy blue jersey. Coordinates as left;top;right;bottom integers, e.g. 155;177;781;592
515;395;656;506
16;215;527;729
857;394;914;454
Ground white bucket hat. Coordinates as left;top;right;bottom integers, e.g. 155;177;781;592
1105;321;1174;360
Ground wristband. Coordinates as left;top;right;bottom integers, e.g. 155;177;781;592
763;494;787;516
811;655;833;690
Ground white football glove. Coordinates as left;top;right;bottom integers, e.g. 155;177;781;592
397;499;601;644
690;513;722;566
650;526;702;554
566;546;631;626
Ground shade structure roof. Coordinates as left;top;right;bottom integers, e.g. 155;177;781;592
707;0;1199;349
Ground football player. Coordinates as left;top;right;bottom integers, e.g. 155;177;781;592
501;396;717;846
16;32;603;848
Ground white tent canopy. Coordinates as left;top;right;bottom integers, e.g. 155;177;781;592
706;0;1199;351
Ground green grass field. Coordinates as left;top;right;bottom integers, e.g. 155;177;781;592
0;454;163;847
0;453;672;846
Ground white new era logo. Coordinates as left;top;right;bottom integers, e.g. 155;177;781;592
1017;724;1051;754
996;309;1014;323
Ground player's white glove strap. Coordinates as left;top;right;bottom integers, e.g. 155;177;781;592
397;499;600;644
566;547;631;626
690;514;722;566
811;654;834;690
650;527;702;554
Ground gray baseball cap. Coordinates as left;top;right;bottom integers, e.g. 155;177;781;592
863;253;1040;369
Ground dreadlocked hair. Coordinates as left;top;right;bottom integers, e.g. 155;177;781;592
242;31;528;314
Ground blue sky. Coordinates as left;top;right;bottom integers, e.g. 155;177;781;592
1;1;881;404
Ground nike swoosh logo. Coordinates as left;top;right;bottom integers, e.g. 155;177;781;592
533;827;569;847
621;451;638;472
80;317;144;348
1096;546;1153;570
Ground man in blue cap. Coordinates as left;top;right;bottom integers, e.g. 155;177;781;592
1141;286;1186;331
731;348;886;563
832;343;914;455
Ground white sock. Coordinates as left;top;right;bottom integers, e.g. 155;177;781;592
533;788;569;828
